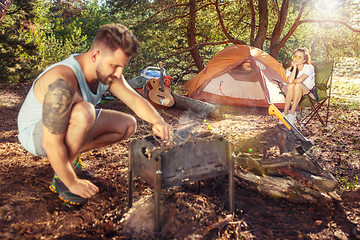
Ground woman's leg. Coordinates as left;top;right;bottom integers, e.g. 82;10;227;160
284;83;295;115
289;83;310;114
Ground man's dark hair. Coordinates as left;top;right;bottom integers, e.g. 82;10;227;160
91;23;140;57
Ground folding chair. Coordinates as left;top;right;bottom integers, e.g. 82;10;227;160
298;61;334;127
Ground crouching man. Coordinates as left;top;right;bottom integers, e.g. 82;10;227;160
17;23;172;205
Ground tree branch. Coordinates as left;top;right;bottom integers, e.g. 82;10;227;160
214;0;232;40
141;3;188;23
213;0;245;45
279;0;311;48
300;19;360;33
167;41;245;59
6;2;24;16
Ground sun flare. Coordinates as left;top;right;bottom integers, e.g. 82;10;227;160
314;0;342;18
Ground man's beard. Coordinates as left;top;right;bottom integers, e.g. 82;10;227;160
96;68;115;86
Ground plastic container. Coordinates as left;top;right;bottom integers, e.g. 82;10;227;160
141;67;166;80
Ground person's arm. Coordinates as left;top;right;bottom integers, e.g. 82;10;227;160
287;62;297;84
293;73;309;84
109;75;172;141
294;64;314;84
42;78;98;198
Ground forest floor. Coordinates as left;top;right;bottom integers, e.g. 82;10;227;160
0;76;359;239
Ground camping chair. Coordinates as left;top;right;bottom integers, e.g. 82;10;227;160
298;61;334;127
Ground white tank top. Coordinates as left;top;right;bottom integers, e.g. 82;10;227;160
17;54;109;155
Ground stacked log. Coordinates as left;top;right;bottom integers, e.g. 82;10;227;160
235;152;340;206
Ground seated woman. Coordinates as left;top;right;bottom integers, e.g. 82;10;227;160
282;48;317;124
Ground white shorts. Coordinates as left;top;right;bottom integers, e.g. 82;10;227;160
30;109;102;157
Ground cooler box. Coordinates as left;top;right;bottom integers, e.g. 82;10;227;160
141;67;166;80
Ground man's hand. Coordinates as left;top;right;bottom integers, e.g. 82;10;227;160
68;178;99;199
152;120;173;143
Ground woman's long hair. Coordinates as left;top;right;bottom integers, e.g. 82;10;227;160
290;47;312;78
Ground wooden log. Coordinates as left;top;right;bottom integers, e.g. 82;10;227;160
274;125;302;154
265;166;338;192
275;125;287;154
260;153;325;176
235;152;341;204
235;170;321;204
235;169;337;205
172;93;222;118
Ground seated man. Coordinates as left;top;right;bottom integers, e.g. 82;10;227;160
17;23;172;205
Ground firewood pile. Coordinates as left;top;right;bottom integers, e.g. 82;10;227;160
233;125;341;206
235;152;340;205
171;115;341;206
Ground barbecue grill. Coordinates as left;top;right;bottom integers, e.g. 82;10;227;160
128;135;235;232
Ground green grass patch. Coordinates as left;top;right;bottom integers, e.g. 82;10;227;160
339;175;359;190
331;97;360;110
330;75;360;110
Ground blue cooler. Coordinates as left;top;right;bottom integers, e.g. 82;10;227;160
141;67;166;80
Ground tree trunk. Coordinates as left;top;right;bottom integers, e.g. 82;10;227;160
269;0;289;58
269;0;311;58
252;0;268;49
249;0;256;46
187;0;203;71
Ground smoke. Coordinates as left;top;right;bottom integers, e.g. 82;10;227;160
173;109;209;143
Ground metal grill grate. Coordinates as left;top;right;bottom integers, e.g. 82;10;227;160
128;136;235;233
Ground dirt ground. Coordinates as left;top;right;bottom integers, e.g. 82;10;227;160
0;82;359;239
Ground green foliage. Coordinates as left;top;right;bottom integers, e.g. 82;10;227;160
120;0;358;80
339;175;359;190
1;0;360;85
278;0;360;66
0;0;38;83
0;0;112;84
32;0;111;70
116;1;254;81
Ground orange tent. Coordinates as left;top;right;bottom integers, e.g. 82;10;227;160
184;45;287;108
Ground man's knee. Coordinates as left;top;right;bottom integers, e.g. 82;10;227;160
124;115;137;139
70;102;96;129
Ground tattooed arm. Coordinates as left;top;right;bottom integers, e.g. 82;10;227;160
42;78;78;187
42;78;98;198
43;78;74;134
